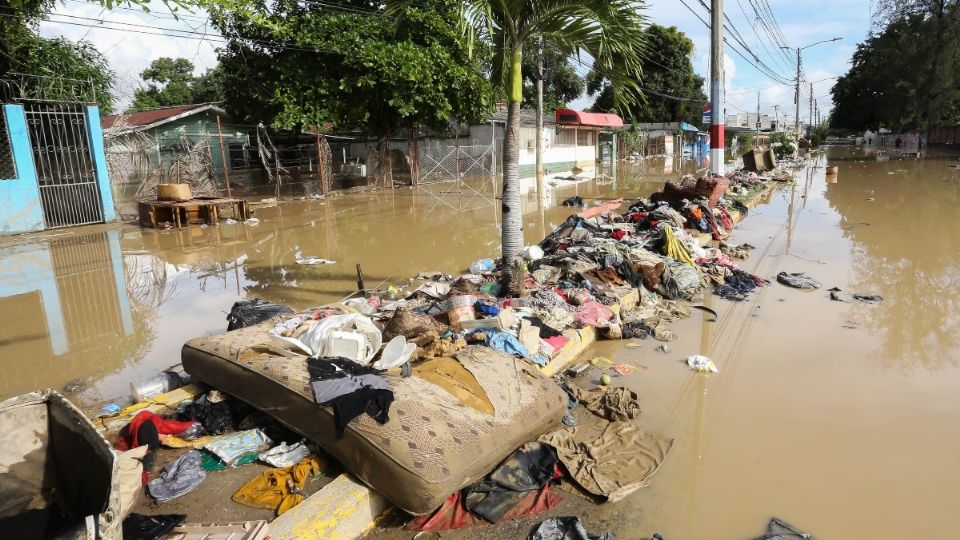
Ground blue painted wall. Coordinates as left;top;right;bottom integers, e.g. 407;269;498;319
85;106;117;222
1;104;117;235
0;104;44;234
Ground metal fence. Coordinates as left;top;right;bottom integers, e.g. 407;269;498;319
24;102;104;228
50;232;125;350
0;107;16;180
416;142;498;210
419;142;496;184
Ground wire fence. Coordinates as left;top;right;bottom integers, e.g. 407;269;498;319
0;108;16;180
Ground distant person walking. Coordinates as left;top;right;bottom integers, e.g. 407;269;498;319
895;136;902;149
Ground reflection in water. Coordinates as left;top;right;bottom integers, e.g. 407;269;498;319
0;230;139;399
824;151;960;370
0;155;715;404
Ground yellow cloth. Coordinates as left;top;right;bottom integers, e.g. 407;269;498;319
232;456;325;515
161;434;213;449
413;357;495;415
663;226;697;267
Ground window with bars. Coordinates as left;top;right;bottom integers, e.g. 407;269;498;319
0;108;17;180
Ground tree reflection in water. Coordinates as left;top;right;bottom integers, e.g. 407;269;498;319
825;153;960;371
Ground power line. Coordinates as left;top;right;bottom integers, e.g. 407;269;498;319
695;0;794;84
677;0;793;86
3;10;341;54
733;0;795;73
570;59;708;102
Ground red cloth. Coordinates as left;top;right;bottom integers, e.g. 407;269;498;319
543;335;569;356
573;301;615;328
408;485;563;532
611;230;627;240
117;411;195;450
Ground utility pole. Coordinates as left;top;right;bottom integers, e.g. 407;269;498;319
535;37;544;197
808;82;814;138
773;105;780;132
781;38;841;143
709;0;725;176
794;48;801;144
756;91;761;138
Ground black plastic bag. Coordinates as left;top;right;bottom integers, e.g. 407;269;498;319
753;517;812;540
529;517;612;540
122;513;185;540
226;298;293;331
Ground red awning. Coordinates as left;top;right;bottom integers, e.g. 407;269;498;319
555;108;624;128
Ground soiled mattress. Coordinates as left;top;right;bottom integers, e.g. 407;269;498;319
181;314;567;515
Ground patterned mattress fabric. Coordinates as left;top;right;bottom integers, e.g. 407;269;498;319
181;312;567;515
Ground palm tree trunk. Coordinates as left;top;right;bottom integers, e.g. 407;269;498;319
408;129;420;185
376;131;391;188
501;47;525;293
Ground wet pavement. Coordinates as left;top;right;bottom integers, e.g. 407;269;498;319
4;147;959;538
547;147;960;539
368;146;960;539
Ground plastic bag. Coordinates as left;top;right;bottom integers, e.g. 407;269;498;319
775;272;822;290
269;313;383;364
226;299;294;331
469;258;496;273
258;441;312;468
687;355;718;373
529;517;612;540
202;429;272;467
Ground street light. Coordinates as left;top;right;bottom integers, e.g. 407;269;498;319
782;38;841;144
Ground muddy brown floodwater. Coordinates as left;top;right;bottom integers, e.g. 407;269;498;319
0;156;697;406
4;148;960;538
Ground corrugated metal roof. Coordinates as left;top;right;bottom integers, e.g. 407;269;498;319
101;103;221;131
555;108;624;128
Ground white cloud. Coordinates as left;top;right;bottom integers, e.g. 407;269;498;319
37;1;219;109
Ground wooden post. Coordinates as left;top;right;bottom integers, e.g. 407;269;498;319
315;133;326;194
355;264;365;292
216;115;232;198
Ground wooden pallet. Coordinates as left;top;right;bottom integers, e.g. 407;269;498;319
138;197;251;228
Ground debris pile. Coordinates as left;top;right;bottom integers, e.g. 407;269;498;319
102;167;786;534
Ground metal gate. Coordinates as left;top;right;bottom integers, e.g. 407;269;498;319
24;102;104;228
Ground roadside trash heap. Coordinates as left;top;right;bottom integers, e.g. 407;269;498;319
104;167;784;536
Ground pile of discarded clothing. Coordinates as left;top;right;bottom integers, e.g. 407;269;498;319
109;165;786;528
408;383;672;534
114;390;323;517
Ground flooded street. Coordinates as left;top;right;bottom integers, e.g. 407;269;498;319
3;147;959;538
578;147;960;539
0;157;690;405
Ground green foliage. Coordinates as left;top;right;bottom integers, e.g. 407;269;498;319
1;25;114;111
732;132;754;154
520;42;584;111
129;57;224;111
211;0;491;137
832;3;960;130
589;24;706;125
808;123;829;147
619;125;648;155
769;131;796;159
459;0;648;113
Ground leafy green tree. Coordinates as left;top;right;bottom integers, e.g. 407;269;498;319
129;57;224;111
588;24;706;127
1;0;114;111
449;0;647;288
833;2;960;130
211;0;491;186
521;42;585;111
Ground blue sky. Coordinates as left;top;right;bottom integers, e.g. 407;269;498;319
39;0;872;120
621;0;874;123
